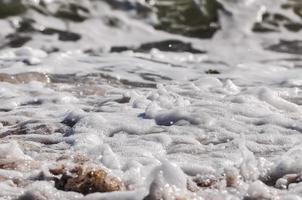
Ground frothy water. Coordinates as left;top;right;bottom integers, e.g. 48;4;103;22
0;0;302;199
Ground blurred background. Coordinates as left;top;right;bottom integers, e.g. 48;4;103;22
0;0;301;55
0;0;302;44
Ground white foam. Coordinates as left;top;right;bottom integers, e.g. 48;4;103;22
0;0;302;199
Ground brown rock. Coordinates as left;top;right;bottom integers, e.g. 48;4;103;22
0;159;40;172
54;166;125;195
49;165;66;176
1;120;69;138
0;72;50;84
225;167;241;187
0;160;18;170
193;174;218;188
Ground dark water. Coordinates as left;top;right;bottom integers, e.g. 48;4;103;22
0;0;302;51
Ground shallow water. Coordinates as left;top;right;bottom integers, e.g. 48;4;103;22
0;0;302;199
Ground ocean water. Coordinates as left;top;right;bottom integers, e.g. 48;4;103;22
0;0;302;199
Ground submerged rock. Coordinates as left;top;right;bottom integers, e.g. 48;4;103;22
41;28;81;42
137;40;204;53
5;34;31;48
53;166;125;195
275;174;302;189
253;1;302;33
268;40;302;55
153;0;222;38
105;0;152;17
205;69;220;74
0;72;50;84
0;0;26;18
0;159;39;172
192;174;219;188
1;120;69;139
111;39;205;54
282;0;302;19
54;2;90;22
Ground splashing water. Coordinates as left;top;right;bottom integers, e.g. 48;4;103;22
0;0;302;199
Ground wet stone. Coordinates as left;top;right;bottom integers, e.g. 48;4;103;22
192;174;219;188
153;0;222;38
253;6;302;33
49;165;66;176
18;191;49;200
110;40;205;54
110;46;131;53
16;18;36;33
0;160;18;170
0;0;27;18
140;73;172;82
137;40;205;53
1;120;69;138
268;40;302;54
284;22;302;32
53;166;125;195
41;28;81;42
275;174;299;189
5;34;31;48
0;159;40;172
104;0;152;17
252;22;278;33
54;3;90;22
119;79;157;88
0;72;50;84
282;1;302;19
61;111;83;128
114;96;131;104
205;69;220;74
103;16;124;28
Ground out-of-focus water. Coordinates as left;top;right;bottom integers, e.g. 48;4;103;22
1;0;302;61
